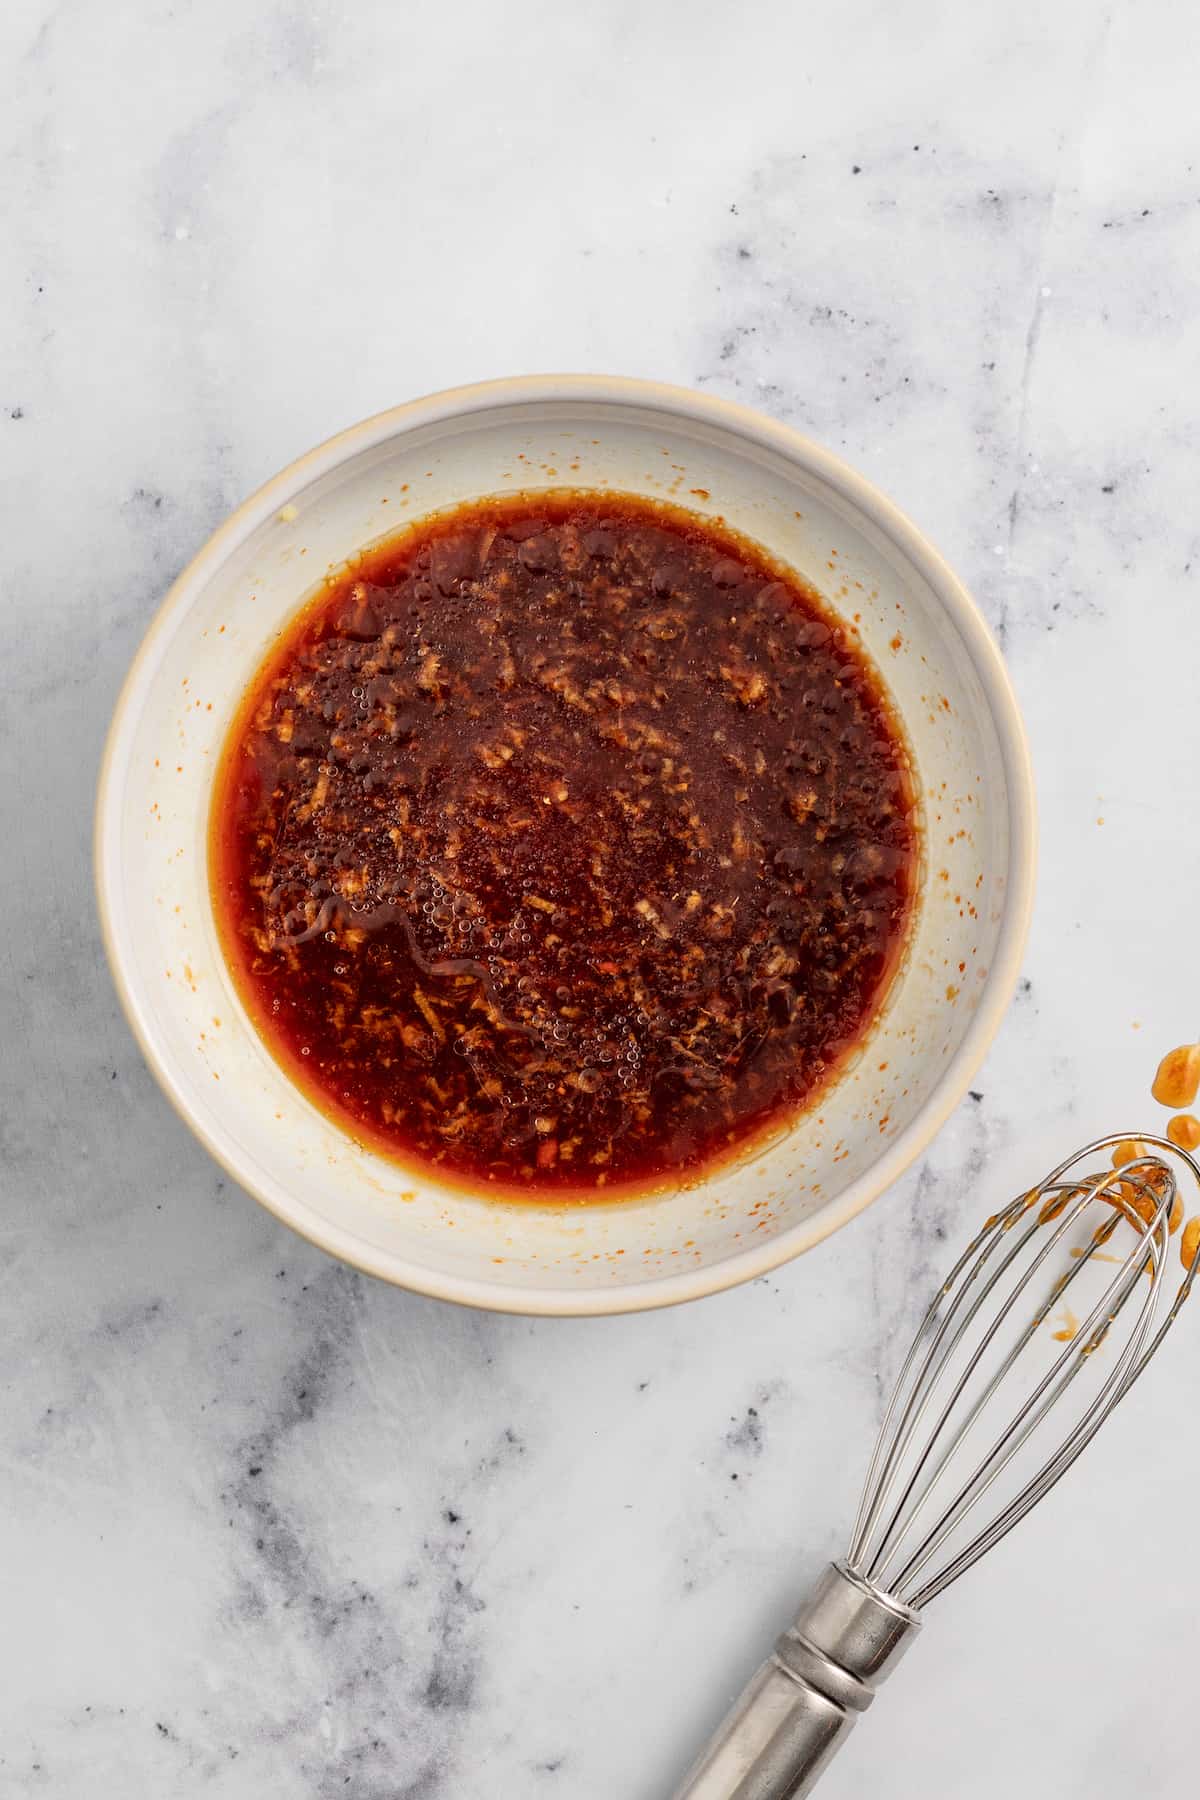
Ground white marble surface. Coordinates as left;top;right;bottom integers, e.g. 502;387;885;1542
2;2;1199;1794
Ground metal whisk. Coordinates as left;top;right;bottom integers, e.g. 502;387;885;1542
673;1133;1200;1800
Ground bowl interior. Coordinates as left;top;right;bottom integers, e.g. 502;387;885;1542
98;384;1028;1312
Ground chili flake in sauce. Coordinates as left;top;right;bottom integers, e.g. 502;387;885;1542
211;494;918;1197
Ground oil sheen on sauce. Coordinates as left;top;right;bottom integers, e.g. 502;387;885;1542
210;493;918;1199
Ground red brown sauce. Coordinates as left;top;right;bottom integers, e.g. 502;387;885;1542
210;493;918;1199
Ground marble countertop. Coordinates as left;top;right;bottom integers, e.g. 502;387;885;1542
3;2;1198;1793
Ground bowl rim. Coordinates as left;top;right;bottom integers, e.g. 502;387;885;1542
95;373;1037;1316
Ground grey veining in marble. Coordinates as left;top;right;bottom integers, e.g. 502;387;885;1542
2;2;1198;1794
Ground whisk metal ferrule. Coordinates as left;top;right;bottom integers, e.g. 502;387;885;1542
671;1564;919;1800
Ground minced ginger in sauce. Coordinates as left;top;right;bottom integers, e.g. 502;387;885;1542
211;494;918;1197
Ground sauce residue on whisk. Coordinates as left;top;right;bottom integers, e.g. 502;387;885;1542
1115;1037;1200;1267
1051;1304;1081;1342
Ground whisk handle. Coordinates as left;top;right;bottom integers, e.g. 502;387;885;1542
671;1563;920;1800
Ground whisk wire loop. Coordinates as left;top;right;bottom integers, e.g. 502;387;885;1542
898;1204;1167;1606
858;1195;1089;1588
847;1136;1197;1611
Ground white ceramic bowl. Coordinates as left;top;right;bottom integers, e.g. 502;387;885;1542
96;376;1035;1315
